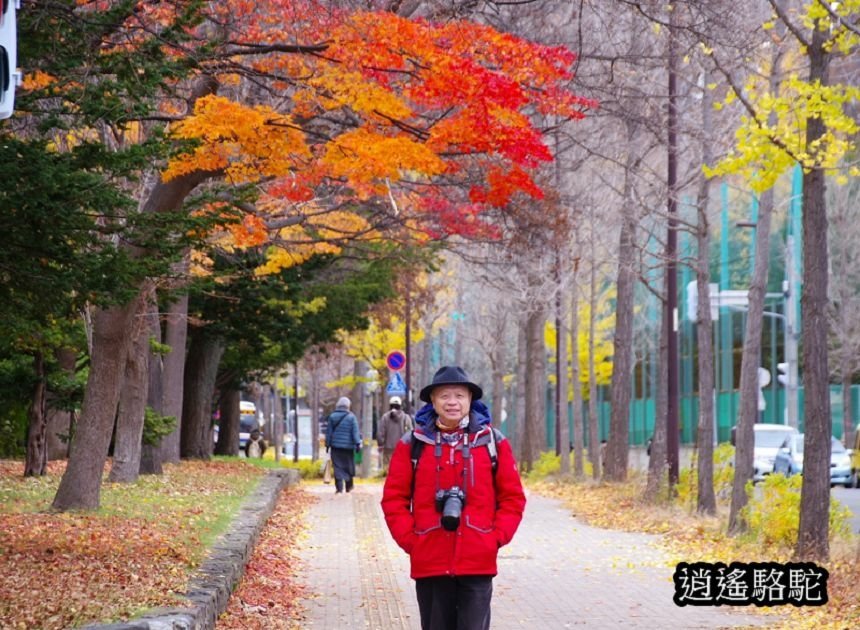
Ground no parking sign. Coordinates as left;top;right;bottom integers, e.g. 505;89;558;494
386;350;406;371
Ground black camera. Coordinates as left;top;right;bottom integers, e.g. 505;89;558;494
435;486;466;531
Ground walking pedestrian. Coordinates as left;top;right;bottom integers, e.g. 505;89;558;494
324;396;362;494
244;429;267;458
377;395;412;475
381;365;526;630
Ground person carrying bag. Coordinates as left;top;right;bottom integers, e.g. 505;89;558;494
324;396;362;494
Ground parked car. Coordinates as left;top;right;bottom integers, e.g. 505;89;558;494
772;433;853;488
830;437;852;488
773;433;804;477
747;423;799;482
851;430;860;488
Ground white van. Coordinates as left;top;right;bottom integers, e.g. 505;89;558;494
239;401;262;449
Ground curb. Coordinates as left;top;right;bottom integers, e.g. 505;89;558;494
82;467;300;630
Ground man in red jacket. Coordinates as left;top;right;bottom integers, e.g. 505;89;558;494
381;365;526;630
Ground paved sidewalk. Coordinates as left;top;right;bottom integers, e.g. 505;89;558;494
295;481;781;629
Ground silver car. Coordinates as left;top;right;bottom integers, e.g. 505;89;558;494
830;438;852;488
772;434;853;488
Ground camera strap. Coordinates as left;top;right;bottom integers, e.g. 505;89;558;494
460;429;471;495
434;431;443;495
409;423;499;511
434;428;470;496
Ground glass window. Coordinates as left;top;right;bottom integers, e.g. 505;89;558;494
755;430;794;449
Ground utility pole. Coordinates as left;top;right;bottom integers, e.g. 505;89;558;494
555;258;562;456
405;292;412;414
665;8;680;485
292;363;299;463
361;375;372;477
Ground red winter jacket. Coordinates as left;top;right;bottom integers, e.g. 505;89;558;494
380;411;526;579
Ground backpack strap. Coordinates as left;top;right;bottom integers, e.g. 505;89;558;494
410;431;424;470
487;427;500;473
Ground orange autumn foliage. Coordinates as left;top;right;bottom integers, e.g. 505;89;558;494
151;1;596;271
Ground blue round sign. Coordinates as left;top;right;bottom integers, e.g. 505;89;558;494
386;351;406;371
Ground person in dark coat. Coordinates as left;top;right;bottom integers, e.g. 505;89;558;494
325;396;362;493
381;366;526;630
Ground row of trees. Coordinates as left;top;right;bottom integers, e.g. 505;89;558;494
0;0;593;510
358;0;857;564
1;0;856;566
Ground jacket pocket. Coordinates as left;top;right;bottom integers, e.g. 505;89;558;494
415;523;442;535
464;515;494;534
459;515;501;573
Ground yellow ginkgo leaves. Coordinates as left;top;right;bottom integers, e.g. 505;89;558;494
706;76;859;193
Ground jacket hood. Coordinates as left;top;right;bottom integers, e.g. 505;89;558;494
414;400;492;434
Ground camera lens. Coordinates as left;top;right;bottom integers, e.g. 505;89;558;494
439;487;464;531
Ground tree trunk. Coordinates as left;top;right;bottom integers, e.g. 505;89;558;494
52;300;138;510
694;208;717;513
312;373;323;464
695;66;717;516
523;304;546;469
140;301;164;476
273;378;284;462
159;283;189;464
570;262;585;477
797;23;832;563
558;285;570;475
51;160;215;510
46;347;77;461
728;187;774;532
490;343;505;427
109;285;154;483
214;386;240;456
605;138;638;482
644;300;669;503
180;333;225;459
587;258;600;480
350;359;364;454
514;316;527;464
24;352;48;477
842;374;853;447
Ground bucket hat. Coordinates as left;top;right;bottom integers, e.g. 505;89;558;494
419;365;483;402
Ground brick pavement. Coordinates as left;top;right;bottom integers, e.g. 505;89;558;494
295;481;782;629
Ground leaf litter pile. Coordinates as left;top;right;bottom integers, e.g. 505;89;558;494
217;485;316;629
0;459;264;629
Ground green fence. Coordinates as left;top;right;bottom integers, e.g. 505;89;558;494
527;384;857;453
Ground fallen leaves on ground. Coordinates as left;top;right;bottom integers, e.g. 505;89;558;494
529;474;860;630
0;459;263;629
217;485;317;629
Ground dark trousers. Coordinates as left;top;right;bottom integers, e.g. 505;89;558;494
330;447;355;493
415;575;493;630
